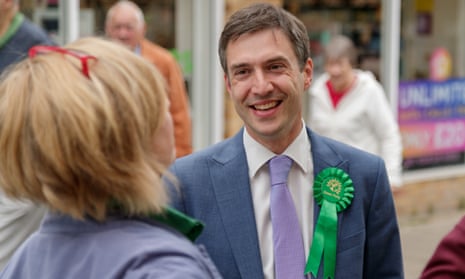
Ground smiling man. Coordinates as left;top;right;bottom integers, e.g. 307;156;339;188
169;3;404;279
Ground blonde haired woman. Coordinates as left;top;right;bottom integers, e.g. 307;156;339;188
0;37;220;278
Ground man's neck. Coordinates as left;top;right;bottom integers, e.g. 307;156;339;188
0;8;18;38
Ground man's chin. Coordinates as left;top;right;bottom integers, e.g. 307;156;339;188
111;39;133;50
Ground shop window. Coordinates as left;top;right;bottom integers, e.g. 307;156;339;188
283;0;381;79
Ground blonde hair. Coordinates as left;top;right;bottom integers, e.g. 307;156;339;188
0;37;171;221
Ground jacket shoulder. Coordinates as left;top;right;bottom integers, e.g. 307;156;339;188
140;39;175;64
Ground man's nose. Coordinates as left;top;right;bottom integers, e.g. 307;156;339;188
115;27;129;39
251;71;273;94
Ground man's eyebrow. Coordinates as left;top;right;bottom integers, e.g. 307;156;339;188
230;56;289;70
229;63;249;71
267;56;289;64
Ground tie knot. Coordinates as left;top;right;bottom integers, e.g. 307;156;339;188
269;155;292;186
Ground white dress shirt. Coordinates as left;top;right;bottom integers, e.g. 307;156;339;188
244;122;314;279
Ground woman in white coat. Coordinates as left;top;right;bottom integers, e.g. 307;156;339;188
307;35;403;189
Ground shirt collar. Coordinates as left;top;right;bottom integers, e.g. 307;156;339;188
243;120;311;178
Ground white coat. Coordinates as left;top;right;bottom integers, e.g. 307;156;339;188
307;70;403;187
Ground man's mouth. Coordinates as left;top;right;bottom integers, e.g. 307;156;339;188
252;101;280;111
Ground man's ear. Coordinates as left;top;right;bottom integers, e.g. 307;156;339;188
142;23;147;36
224;73;231;91
303;58;314;90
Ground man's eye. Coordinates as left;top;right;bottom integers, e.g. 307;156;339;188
269;64;285;71
234;69;249;76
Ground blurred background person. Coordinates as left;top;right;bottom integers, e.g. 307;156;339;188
0;37;220;278
105;0;192;158
307;34;403;190
0;0;55;72
0;0;55;269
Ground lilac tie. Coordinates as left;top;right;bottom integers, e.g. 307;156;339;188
269;155;306;279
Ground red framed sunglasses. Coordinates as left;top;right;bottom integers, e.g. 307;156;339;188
28;45;97;78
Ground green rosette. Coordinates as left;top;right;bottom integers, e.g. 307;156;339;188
305;167;354;279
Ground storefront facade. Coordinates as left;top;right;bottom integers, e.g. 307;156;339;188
398;0;465;184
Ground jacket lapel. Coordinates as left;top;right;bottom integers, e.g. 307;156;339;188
209;131;264;279
308;128;350;238
308;128;348;175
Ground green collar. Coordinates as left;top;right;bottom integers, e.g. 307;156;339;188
0;13;24;49
149;207;204;242
107;200;204;242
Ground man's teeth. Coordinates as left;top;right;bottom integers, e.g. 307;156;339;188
254;101;278;110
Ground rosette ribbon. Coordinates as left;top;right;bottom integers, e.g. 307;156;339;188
305;167;354;279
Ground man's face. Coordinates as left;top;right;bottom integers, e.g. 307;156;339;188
105;7;145;51
224;28;313;153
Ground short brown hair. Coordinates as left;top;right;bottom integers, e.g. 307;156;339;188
218;3;310;75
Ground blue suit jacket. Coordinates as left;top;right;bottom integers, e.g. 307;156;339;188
169;128;404;279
